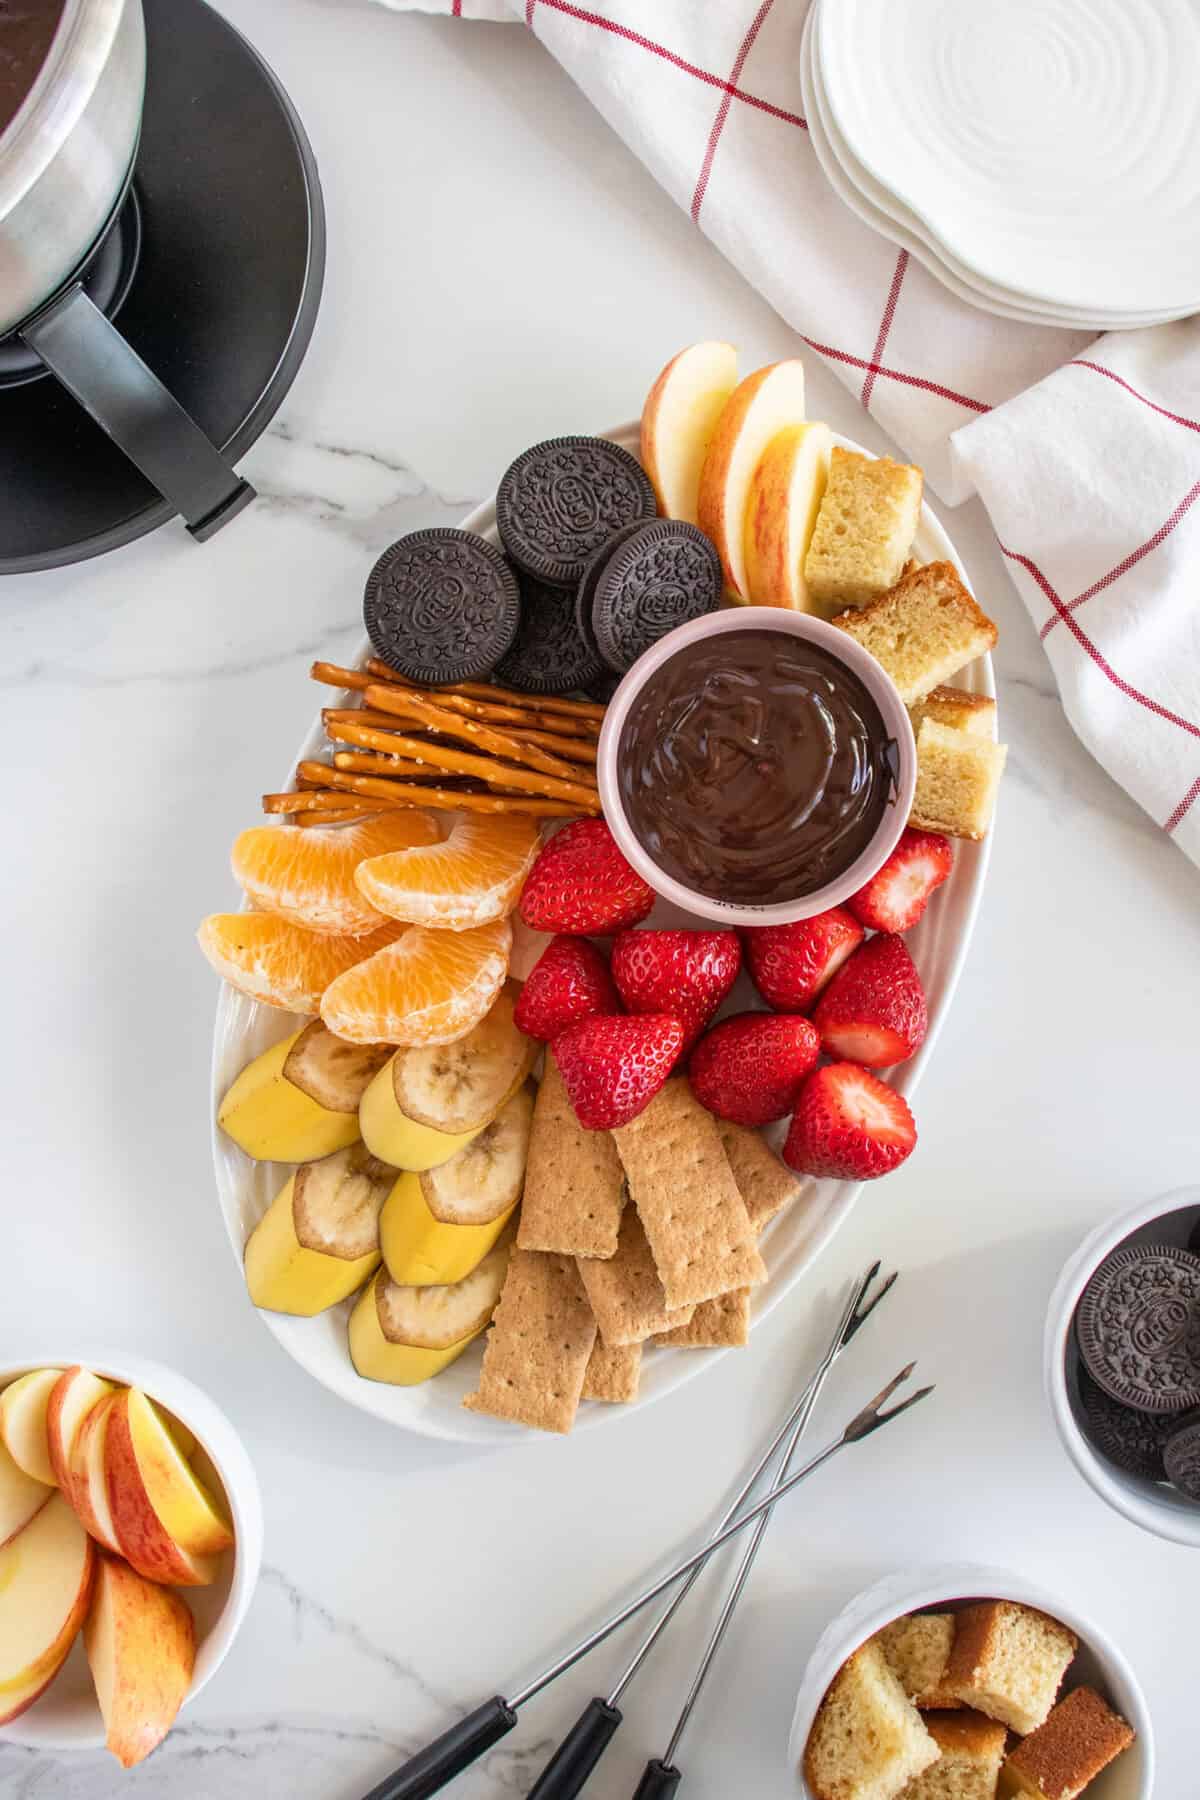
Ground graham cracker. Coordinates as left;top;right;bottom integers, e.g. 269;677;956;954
716;1121;804;1235
576;1205;695;1346
653;1287;751;1349
581;1339;642;1404
613;1080;766;1310
517;1052;626;1259
463;1247;596;1435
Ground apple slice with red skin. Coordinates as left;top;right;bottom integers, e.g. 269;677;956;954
0;1368;63;1486
45;1366;114;1494
103;1391;221;1586
84;1552;196;1768
0;1437;51;1552
67;1392;123;1553
0;1493;95;1708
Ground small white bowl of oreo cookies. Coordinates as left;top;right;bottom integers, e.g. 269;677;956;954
1045;1184;1200;1550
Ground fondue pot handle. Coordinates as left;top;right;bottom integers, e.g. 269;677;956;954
19;282;255;541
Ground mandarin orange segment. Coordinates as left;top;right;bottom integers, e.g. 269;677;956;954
231;813;440;937
198;913;408;1014
320;919;511;1046
354;814;541;931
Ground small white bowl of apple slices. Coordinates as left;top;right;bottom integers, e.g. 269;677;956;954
0;1349;262;1765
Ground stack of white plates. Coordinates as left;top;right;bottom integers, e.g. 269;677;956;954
801;0;1200;331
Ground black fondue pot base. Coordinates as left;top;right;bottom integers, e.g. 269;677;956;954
0;0;324;573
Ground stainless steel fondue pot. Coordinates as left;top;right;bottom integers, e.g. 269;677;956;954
0;0;254;541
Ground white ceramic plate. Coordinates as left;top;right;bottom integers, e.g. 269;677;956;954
817;0;1200;317
210;421;995;1444
802;5;1188;334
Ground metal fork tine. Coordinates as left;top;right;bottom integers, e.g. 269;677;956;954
842;1266;898;1345
841;1361;918;1441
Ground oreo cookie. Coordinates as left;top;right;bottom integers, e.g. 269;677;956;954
1075;1241;1200;1414
496;437;657;586
1077;1369;1177;1481
492;571;605;696
592;520;722;673
575;521;645;665
1164;1416;1200;1500
364;529;520;684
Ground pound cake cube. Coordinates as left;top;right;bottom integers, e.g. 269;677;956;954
875;1613;961;1710
804;448;924;610
943;1601;1077;1736
832;561;998;703
804;1639;940;1800
1002;1686;1135;1799
911;720;1007;841
908;686;997;740
901;1710;1006;1799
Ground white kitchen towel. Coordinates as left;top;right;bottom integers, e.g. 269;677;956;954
378;0;1200;861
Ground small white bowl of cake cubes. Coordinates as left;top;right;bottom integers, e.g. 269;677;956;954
0;1348;262;1767
788;1562;1152;1800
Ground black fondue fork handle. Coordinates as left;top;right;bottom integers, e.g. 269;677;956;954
359;1697;517;1800
632;1760;681;1800
524;1697;624;1799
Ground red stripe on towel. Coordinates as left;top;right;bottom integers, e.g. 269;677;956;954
691;0;778;222
861;251;909;411
1041;479;1200;638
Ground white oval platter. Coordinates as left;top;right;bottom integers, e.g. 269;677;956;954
210;421;995;1444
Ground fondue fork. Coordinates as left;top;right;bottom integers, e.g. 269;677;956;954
524;1263;894;1800
359;1294;925;1800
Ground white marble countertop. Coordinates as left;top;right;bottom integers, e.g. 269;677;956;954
3;2;1199;1794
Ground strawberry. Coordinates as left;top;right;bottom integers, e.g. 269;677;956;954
519;820;655;936
552;1014;684;1130
610;928;741;1049
847;828;953;934
513;935;620;1041
688;1010;820;1127
811;933;927;1068
783;1063;916;1181
743;908;864;1012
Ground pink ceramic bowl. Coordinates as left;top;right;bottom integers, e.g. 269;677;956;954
597;606;916;928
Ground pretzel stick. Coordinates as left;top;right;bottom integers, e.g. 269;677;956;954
295;807;372;827
512;726;597;764
297;764;593;818
329;718;599;796
311;661;374;693
263;790;405;816
300;742;596;809
362;685;593;784
356;662;600;738
332;752;542;800
364;658;607;721
322;707;420;731
324;741;445;780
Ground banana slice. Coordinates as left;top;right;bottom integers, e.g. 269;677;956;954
219;1031;361;1163
422;1084;533;1224
379;1086;533;1286
359;982;536;1170
283;1022;392;1113
348;1233;513;1385
244;1145;395;1316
